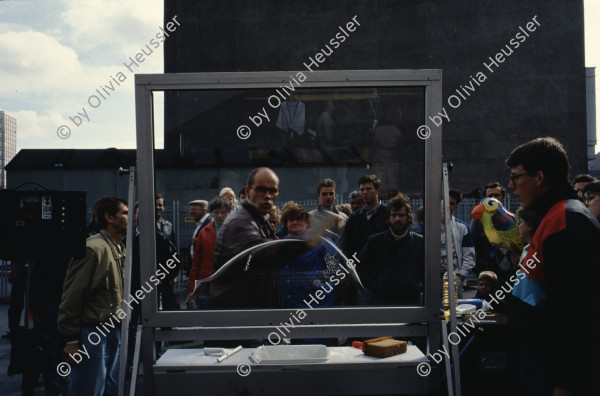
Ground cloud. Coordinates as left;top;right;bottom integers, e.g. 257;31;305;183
61;0;164;60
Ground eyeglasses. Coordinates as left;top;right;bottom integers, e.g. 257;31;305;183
252;186;279;195
584;193;598;203
320;192;335;196
509;172;530;183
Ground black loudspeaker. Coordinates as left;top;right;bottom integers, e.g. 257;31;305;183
0;190;86;260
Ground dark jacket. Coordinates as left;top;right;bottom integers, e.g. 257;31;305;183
357;229;424;305
210;200;279;308
508;183;600;392
341;202;389;257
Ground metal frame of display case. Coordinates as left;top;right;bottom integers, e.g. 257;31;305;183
134;69;443;395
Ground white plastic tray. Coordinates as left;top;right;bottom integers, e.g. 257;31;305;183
250;344;330;364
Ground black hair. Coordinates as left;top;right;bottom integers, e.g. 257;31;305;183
517;207;542;234
449;189;462;204
506;137;570;187
483;182;506;199
574;174;596;184
209;196;231;213
96;196;127;229
358;174;381;190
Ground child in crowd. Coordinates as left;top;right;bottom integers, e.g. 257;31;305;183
516;207;542;264
475;270;498;300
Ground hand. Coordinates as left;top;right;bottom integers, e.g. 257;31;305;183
458;274;466;282
62;342;80;365
191;237;197;245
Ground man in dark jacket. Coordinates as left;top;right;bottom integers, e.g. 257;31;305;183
506;137;600;396
341;174;388;257
357;193;423;305
211;167;283;308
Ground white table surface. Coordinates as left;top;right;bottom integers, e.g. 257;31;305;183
155;345;428;369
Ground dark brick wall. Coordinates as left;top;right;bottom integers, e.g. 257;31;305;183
163;0;586;194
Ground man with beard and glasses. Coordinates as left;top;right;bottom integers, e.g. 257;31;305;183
356;193;424;305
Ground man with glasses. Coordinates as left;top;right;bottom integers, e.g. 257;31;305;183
573;173;597;200
583;181;600;221
211;167;286;308
506;137;600;395
469;182;514;283
309;179;347;240
441;189;475;298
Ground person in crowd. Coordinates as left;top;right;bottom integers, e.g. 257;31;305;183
268;206;281;233
279;203;336;309
340;175;389;305
341;174;389;257
413;205;424;235
189;200;210;260
155;194;180;310
573;173;597;200
348;190;363;212
506;137;600;395
309;178;348;240
336;203;352;218
4;262;25;341
357;193;424;305
470;182;514;284
583;181;600;221
239;187;247;203
475;270;498;300
211;168;301;308
441;189;476;298
58;196;128;396
187;197;231;308
220;187;240;212
275;201;296;238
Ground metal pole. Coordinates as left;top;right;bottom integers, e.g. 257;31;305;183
442;162;462;396
118;166;136;396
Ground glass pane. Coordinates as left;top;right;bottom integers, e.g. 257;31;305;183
148;86;427;312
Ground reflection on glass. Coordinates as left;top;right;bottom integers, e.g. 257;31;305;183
151;86;426;310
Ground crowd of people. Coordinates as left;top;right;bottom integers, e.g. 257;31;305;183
5;137;599;395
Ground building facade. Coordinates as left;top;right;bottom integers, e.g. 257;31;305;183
0;111;17;189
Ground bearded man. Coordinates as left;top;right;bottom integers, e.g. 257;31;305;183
356;193;424;305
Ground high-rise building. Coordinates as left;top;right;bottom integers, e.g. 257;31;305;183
0;110;17;189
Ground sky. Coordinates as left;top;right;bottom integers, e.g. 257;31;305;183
1;0;599;155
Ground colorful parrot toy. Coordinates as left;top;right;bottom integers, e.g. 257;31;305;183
471;197;525;256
